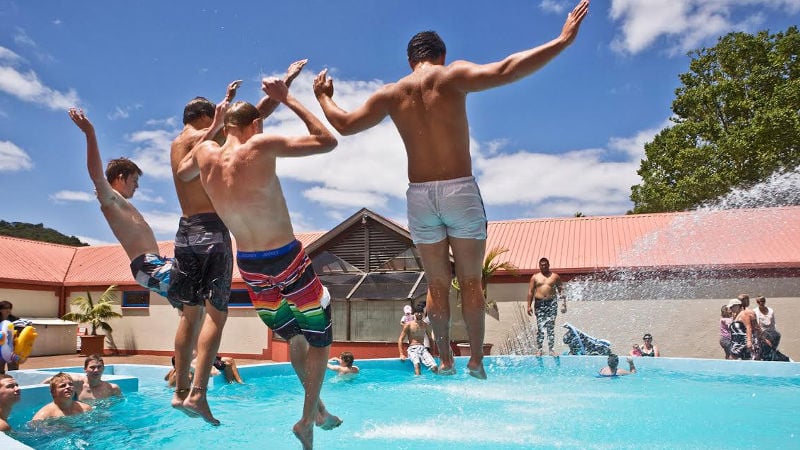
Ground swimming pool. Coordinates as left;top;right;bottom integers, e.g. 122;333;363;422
5;356;800;449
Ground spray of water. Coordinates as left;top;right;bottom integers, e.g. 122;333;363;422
500;166;800;355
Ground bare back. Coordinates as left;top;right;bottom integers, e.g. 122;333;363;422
171;126;217;216
383;65;472;183
100;191;158;260
195;139;295;252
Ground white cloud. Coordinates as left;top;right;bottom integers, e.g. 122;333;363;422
133;188;166;204
0;65;80;110
539;0;571;14
50;190;94;203
260;71;409;204
145;117;178;128
0;46;21;63
303;187;388;210
0;140;33;171
609;0;800;55
108;104;142;120
242;69;663;221
126;129;176;179
140;209;181;235
52;19;62;26
13;29;36;48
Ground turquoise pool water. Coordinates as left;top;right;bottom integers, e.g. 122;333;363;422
6;356;800;449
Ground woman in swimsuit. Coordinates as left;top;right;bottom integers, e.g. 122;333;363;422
640;333;659;357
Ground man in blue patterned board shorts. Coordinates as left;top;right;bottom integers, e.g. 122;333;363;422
314;0;590;379
69;109;174;298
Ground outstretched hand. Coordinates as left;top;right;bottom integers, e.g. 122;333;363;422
262;77;288;102
313;69;334;98
285;59;308;85
225;80;243;102
560;0;590;46
68;108;94;134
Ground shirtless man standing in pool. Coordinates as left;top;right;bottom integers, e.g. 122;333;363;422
526;257;566;356
398;306;438;376
169;61;307;424
313;0;589;378
179;78;338;450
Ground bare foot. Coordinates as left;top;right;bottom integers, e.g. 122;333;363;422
549;350;557;357
293;420;314;450
316;411;343;430
467;358;487;380
183;387;220;426
172;388;198;417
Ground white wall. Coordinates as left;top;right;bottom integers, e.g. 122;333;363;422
0;288;59;318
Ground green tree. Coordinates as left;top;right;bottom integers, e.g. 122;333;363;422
62;285;123;336
631;26;800;213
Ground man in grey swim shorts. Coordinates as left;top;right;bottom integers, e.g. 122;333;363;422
314;0;590;379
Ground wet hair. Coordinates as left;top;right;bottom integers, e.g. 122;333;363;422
0;373;13;381
225;101;260;129
183;96;216;125
407;31;446;65
340;352;354;367
105;158;142;184
413;304;425;314
84;354;104;369
49;372;73;397
721;305;730;318
607;354;619;368
0;300;12;310
539;257;549;264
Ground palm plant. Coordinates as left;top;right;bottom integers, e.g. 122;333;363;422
451;246;519;313
62;285;123;336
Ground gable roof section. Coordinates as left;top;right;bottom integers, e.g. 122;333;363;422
486;206;800;275
306;208;418;272
0;235;77;286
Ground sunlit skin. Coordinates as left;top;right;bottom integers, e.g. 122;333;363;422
31;376;92;421
0;376;21;432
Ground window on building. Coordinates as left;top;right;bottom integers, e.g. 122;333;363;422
122;291;149;307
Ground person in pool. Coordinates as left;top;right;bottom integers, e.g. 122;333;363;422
44;355;122;402
599;354;636;377
0;374;20;432
327;352;360;378
31;372;92;421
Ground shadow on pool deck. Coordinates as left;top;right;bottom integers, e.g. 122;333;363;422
18;353;276;370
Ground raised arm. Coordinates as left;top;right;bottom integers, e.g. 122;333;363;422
68;108;116;205
256;59;307;119
313;68;391;135
258;78;337;157
448;0;589;93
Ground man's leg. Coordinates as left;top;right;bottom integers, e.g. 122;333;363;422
449;237;487;379
415;239;455;373
546;302;557;355
288;335;335;450
183;305;227;425
534;303;545;356
171;305;202;412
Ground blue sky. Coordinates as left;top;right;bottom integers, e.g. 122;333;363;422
1;0;798;245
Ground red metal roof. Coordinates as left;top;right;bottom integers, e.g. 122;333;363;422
0;236;76;286
486;206;800;275
2;207;799;287
63;232;328;287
